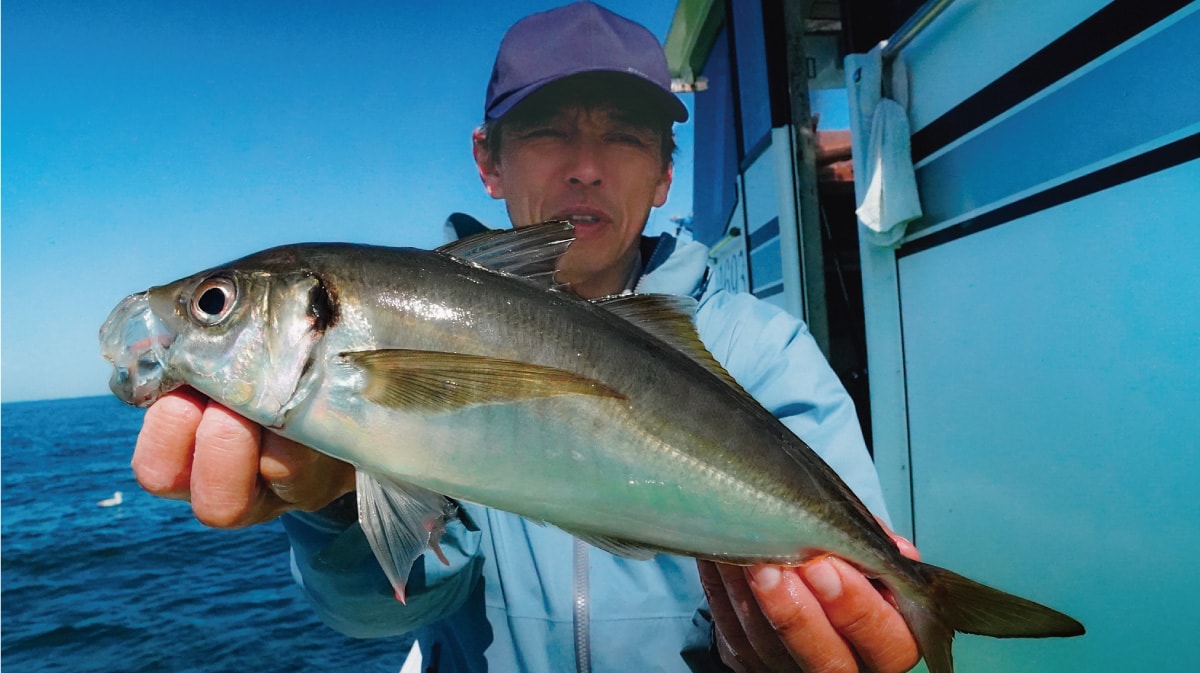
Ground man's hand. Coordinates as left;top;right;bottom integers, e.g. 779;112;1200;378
131;387;356;528
699;526;922;673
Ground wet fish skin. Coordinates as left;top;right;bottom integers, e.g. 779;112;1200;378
99;222;1084;673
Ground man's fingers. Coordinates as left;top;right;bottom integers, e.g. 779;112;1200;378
259;432;318;504
713;627;749;673
874;517;921;563
799;557;920;673
891;534;920;562
716;564;805;672
746;564;856;673
133;392;351;527
698;560;763;673
259;432;356;510
189;402;281;528
132;388;206;499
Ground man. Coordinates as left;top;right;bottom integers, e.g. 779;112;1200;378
132;3;920;672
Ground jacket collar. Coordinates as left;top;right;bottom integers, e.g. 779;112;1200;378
633;234;711;299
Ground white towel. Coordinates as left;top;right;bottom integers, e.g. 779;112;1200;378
854;46;922;247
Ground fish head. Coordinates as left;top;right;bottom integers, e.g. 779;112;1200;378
100;256;334;427
100;291;181;408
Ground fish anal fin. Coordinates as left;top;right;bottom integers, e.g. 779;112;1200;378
893;591;956;673
355;471;459;603
343;349;626;413
595;294;749;395
565;529;659;561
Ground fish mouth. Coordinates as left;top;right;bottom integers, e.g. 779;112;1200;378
99;292;179;408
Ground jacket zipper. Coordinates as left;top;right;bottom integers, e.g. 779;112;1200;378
572;537;592;673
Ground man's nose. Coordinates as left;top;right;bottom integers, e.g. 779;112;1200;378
565;140;604;187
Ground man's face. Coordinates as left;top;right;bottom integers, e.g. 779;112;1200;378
475;104;673;299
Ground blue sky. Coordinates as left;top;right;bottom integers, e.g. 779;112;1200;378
1;0;694;402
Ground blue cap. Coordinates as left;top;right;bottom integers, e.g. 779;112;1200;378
485;2;688;122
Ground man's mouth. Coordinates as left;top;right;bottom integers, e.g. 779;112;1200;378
553;208;611;232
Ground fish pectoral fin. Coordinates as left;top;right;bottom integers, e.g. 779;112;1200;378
355;471;459;603
343;349;626;412
564;530;659;561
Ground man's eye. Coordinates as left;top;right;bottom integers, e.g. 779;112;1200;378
609;132;650;146
525;128;567;139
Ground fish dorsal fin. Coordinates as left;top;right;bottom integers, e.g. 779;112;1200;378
435;220;574;290
594;294;747;394
355;471;458;603
342;349;626;413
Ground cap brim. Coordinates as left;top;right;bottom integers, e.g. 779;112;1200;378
487;70;688;123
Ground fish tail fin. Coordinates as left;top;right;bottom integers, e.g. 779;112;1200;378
891;561;1085;673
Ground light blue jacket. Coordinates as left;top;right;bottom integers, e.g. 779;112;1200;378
282;233;889;673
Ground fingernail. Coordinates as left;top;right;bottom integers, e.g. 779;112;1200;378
747;565;782;591
803;559;843;601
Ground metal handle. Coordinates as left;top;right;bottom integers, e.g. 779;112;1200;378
881;0;956;62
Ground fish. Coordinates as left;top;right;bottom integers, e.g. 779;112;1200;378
99;221;1083;672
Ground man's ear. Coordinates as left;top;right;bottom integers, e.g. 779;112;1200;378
653;163;673;208
472;127;505;199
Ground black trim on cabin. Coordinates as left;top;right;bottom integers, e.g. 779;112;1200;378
749;216;781;250
897;131;1200;258
910;0;1193;164
723;0;748;167
754;282;786;299
760;0;793;130
742;132;774;169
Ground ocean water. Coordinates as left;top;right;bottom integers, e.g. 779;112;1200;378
1;395;413;672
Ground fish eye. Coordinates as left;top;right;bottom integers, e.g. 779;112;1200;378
190;277;236;325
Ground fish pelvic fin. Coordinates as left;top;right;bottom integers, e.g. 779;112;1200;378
344;349;627;413
355;471;458;604
891;561;1085;673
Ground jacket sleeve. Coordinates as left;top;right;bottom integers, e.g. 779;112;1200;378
695;290;892;524
280;497;485;638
